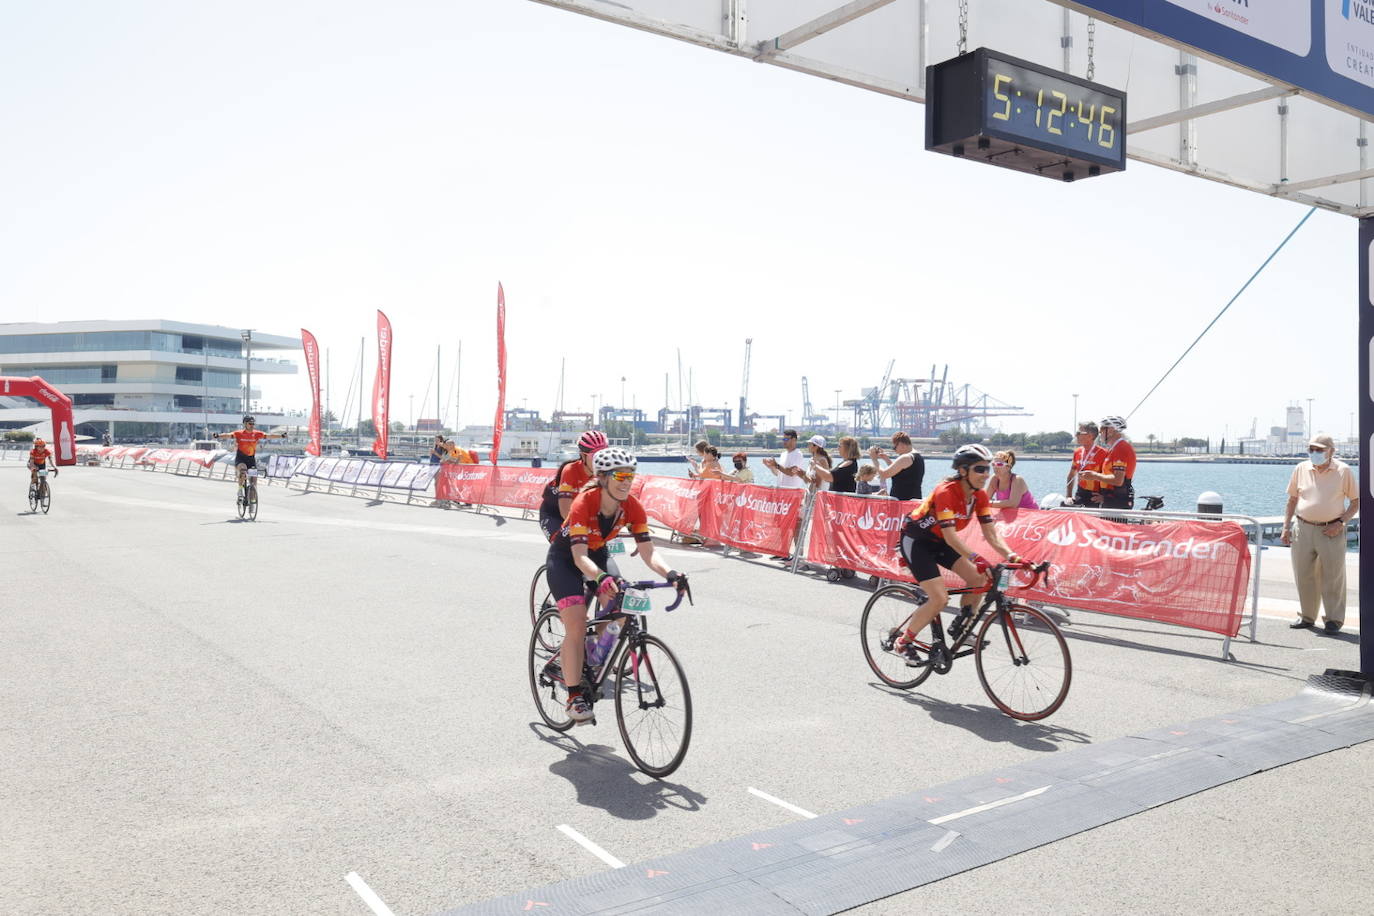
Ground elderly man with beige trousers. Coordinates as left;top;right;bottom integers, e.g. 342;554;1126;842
1281;434;1360;634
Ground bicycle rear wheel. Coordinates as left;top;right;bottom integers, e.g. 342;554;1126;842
40;484;51;514
529;608;574;732
528;565;558;649
975;602;1072;721
615;634;691;778
860;585;934;690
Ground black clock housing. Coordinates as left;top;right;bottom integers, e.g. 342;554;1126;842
925;48;1127;181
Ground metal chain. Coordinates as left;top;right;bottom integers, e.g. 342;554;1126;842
958;0;969;56
1086;17;1096;81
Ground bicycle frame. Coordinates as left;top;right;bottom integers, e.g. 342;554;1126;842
551;580;690;703
906;562;1052;671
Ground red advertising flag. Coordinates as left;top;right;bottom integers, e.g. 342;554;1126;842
300;328;322;457
490;283;507;465
372;310;393;460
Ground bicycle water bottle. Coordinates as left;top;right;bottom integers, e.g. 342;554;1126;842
587;622;621;667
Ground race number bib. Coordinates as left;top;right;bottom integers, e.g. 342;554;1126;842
606;538;626;556
621;589;652;615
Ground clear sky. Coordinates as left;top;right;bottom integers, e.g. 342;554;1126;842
0;2;1357;443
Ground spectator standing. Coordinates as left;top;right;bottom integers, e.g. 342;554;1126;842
430;435;448;465
812;436;859;494
986;449;1038;509
1281;434;1359;634
803;435;831;492
724;452;754;484
1066;422;1103;505
1079;416;1136;509
855;463;884;495
868;431;924;500
761;429;808;560
696;445;726;480
686;439;710;478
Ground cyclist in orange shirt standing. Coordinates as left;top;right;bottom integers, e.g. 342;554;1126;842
1078;416;1136;509
215;416;287;487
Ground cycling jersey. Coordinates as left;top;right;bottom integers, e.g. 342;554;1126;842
905;478;994;542
1096;438;1137;509
538;459;593;539
551;488;651;554
29;447;51;466
231;429;267;456
1071;444;1103;492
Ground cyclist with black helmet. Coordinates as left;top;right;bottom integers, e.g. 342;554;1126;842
537;429;608;541
892;443;1023;663
545;446;688;722
1078;416;1136;510
215;416;287;487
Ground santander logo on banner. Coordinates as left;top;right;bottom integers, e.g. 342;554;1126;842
1001;515;1227;560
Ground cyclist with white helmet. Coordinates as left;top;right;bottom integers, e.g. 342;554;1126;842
544;446;688;722
537;429;608;541
1078;415;1136;510
892;444;1023;663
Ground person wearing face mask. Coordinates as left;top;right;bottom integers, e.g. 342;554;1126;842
724;451;754;484
1281;434;1359;634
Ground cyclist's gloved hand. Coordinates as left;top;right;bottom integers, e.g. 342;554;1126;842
969;553;991;574
666;570;689;592
595;573;621;601
1006;553;1023;565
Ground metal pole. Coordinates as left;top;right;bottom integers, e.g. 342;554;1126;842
357;336;363;447
1358;217;1373;681
242;329;253;415
436;345;441;434
203;348;210;438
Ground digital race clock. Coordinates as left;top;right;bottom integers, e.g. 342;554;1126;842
925;48;1126;181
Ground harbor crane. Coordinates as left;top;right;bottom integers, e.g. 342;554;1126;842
801;376;827;427
738;338;752;433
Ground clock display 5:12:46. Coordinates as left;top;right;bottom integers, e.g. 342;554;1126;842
985;60;1122;160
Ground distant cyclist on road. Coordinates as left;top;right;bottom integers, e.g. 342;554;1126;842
537;430;608;542
27;437;58;487
215;416;286;486
545;446;688;722
892;444;1023;664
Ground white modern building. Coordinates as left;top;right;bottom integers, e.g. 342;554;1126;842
0;320;298;440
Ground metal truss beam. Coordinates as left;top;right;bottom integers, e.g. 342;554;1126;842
755;0;898;61
1126;86;1296;135
1274;167;1374;196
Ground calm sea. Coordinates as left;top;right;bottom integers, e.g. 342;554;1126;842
508;455;1308;519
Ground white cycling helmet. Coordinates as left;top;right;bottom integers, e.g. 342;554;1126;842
1098;415;1127;431
593;446;637;474
951;443;994;469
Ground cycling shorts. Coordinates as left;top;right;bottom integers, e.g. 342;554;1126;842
235;452;257;470
898;527;961;583
544;547;621;609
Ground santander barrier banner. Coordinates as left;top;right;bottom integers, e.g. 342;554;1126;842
435;467;805;556
84;445;231;468
805;493;1252;638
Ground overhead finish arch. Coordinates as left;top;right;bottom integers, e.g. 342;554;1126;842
2;376;76;466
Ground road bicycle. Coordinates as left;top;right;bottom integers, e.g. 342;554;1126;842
236;468;260;521
28;468;52;514
528;538;632;651
529;578;693;778
860;561;1071;721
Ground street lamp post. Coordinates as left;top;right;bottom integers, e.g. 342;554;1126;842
1307;397;1314;441
620;376;626;410
1072;393;1078;432
241;330;253;416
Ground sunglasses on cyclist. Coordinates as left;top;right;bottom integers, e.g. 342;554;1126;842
970;464;991;474
607;470;636;482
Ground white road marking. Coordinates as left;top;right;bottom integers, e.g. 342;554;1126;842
930;829;960;852
344;872;397;916
929;785;1050;825
557;824;626;868
748;787;819;819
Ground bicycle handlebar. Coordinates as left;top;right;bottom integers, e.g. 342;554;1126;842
617;579;693;612
997;560;1052;591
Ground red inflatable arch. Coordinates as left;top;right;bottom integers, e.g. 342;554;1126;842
2;376;76;466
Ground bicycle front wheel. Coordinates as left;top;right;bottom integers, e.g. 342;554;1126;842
40;484;51;514
236;488;247;519
529;608;574;732
247;487;259;521
975;602;1072;721
615;634;691;778
28;486;39;513
860;585;933;690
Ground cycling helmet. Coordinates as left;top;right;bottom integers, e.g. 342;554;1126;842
1098;415;1126;431
34;438;46;446
593;446;637;474
577;430;608;453
951;443;993;469
243;415;256;424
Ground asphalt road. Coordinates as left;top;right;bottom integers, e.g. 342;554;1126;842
3;463;1369;915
